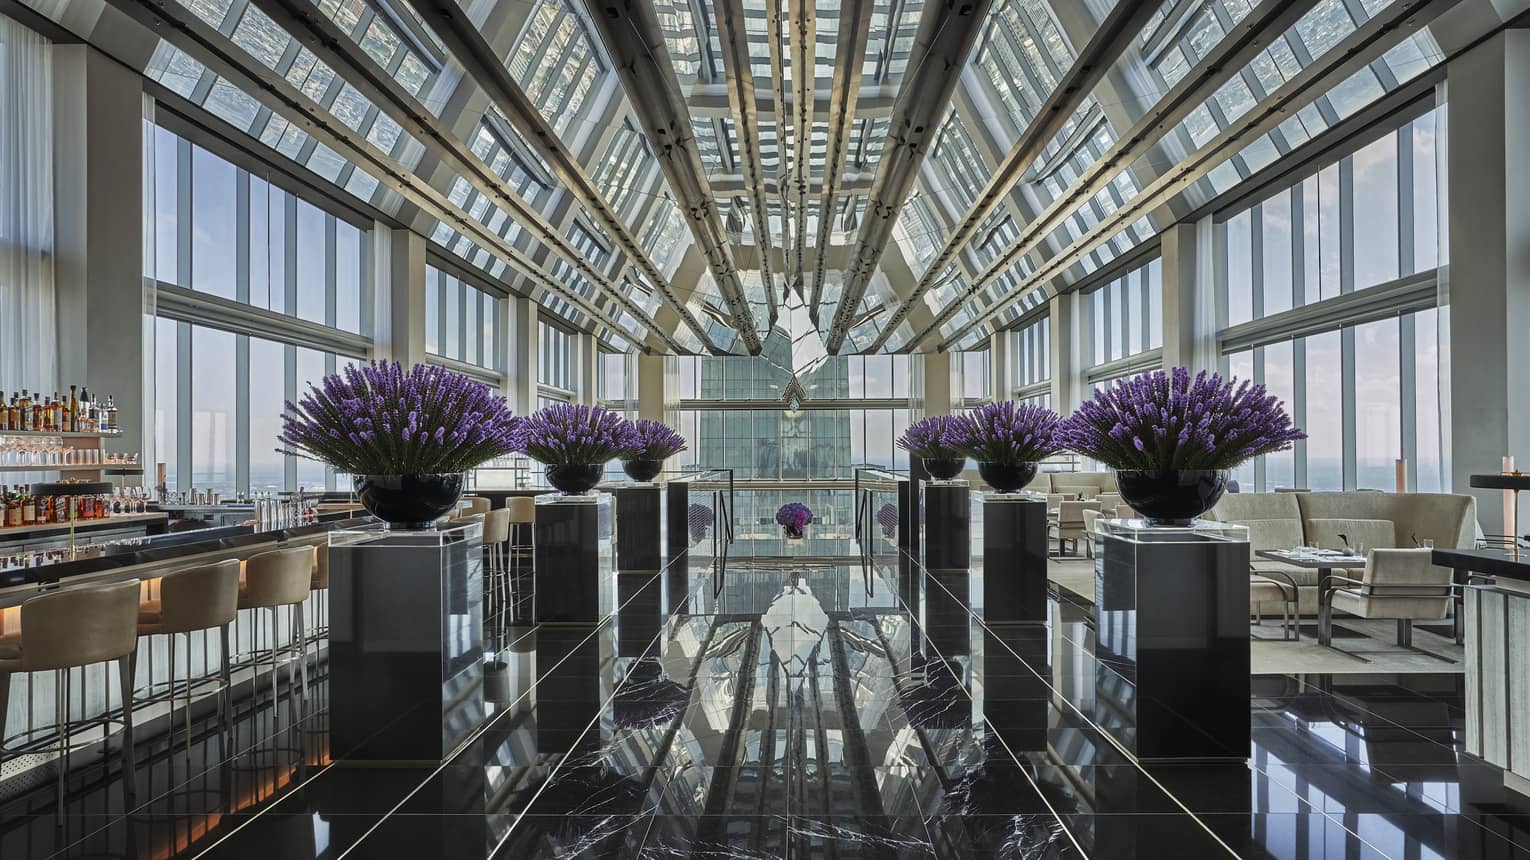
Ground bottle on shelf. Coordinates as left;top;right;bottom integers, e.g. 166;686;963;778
105;395;118;432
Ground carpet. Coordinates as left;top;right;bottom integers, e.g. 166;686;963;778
1045;558;1463;675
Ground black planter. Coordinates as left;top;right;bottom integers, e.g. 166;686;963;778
545;463;605;495
353;473;464;529
622;458;664;483
978;461;1038;493
923;456;967;481
1114;469;1230;526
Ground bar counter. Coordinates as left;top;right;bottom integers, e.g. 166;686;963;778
0;508;370;593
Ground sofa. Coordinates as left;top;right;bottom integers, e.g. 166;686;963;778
1205;491;1476;614
1016;470;1118;497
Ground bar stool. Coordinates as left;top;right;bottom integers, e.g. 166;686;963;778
137;560;241;741
481;508;511;623
0;579;141;818
463;496;492;517
507;497;535;621
309;544;329;643
238;547;316;706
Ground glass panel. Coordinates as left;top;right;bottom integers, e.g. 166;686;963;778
1305;330;1343;491
1414;308;1442;492
296;347;329;491
1354;318;1400;490
154;318;179;490
191;145;237;299
191;326;236;493
1263;341;1296;490
249;336;286;494
1352;134;1400;289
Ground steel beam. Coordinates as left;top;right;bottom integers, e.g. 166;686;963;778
577;0;764;354
823;0;996;354
787;0;815;302
809;0;874;318
108;0;666;351
714;0;780;328
931;0;1462;350
866;0;1158;352
401;0;726;355
763;0;793;297
243;0;687;353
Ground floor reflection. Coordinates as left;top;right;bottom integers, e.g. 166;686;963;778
8;542;1530;859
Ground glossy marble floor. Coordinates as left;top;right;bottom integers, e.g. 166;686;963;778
5;539;1530;858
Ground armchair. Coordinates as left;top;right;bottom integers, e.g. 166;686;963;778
1319;548;1454;659
1051;500;1102;556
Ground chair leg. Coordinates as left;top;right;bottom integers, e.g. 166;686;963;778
55;669;67;822
1396;619;1413;648
219;624;233;729
117;654;136;808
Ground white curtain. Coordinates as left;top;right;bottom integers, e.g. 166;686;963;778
0;14;55;395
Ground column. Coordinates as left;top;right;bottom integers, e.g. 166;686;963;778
369;226;428;369
636;353;666;422
1159;219;1219;374
988;331;1011;403
1444;30;1530;528
1048;292;1085;415
574;332;598;405
52;46;145;454
918;352;957;416
506;295;539;417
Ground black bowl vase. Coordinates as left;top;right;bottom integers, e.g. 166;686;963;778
978;461;1038;494
545;463;605;495
622;458;664;483
922;456;967;481
1114;469;1230;526
354;473;464;529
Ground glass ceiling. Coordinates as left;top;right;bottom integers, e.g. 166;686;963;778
109;0;1449;353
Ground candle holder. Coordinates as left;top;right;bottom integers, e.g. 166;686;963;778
30;481;112;553
1470;472;1530;559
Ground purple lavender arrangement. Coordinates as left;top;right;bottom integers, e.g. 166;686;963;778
957;401;1063;465
521;404;640;465
896;415;970;459
278;361;523;474
621;419;688;461
776;502;813;537
1057;367;1305;470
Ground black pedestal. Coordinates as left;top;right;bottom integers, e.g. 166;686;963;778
977;494;1048;623
981;625;1050;752
534;494;613;623
328;522;485;761
1095;522;1250;761
922;483;971;570
534;625;610;754
614;485;663;571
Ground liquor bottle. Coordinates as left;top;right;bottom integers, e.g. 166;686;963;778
5;490;20;528
81;388;95;433
20;488;34;525
33;492;45;525
68;385;78;433
19;390;32;431
6;396;16;431
105;395;118;432
0;392;7;432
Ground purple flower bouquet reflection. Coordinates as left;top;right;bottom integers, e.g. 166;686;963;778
776;502;813;539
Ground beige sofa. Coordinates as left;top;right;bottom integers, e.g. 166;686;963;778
1013;470;1118;497
1206;491;1476;614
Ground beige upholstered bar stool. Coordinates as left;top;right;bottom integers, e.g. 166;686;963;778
507;497;535;621
137;560;241;739
238;546;317;704
482;508;512;623
308;544;329;643
463;496;492;517
0;579;141;818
